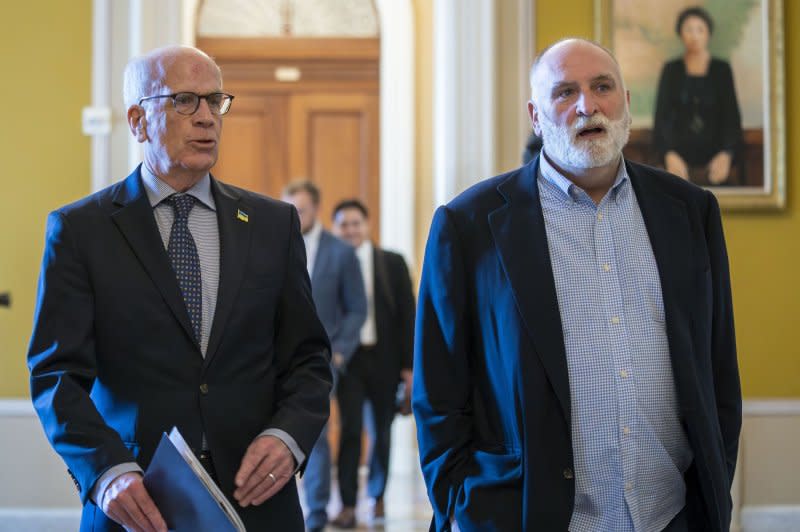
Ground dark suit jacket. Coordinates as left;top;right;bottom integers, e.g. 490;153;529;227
310;230;366;365
412;157;741;531
371;246;416;381
28;167;333;531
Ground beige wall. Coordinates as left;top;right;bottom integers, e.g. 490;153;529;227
0;2;92;397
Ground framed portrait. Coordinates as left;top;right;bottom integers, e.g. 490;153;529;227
595;0;785;209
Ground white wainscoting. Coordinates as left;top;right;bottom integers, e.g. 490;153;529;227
0;399;80;531
736;400;800;531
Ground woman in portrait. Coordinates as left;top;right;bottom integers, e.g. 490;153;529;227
652;6;743;186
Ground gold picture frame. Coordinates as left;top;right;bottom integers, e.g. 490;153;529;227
595;0;785;210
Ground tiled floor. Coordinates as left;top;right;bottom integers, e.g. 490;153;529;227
298;416;433;531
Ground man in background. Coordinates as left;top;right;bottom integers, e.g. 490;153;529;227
413;38;740;531
28;45;332;531
282;181;367;532
329;199;415;528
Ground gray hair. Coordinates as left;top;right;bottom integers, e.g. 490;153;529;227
122;45;222;109
528;37;623;103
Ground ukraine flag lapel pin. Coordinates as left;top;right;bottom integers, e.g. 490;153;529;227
237;209;249;223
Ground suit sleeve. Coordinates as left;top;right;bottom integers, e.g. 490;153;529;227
270;208;334;467
703;191;742;485
331;246;367;362
412;206;476;530
27;212;134;503
391;253;416;370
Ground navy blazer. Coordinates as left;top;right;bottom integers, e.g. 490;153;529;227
28;167;333;531
310;230;367;365
412;157;741;531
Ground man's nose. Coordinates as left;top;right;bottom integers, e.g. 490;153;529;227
193;98;215;126
575;90;598;117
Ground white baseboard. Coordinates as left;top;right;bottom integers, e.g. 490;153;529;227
0;508;81;532
741;505;800;532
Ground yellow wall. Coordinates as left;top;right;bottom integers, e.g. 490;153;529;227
536;0;800;397
414;0;435;274
2;1;795;398
0;2;92;396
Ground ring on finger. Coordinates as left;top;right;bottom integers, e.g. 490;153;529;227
268;472;277;484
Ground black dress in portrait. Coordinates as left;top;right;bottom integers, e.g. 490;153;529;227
652;58;743;185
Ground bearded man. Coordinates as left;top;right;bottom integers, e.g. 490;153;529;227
412;38;740;532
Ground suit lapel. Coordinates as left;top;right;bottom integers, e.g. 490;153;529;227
373;247;395;313
111;167;198;348
311;231;332;287
488;159;571;423
204;178;250;366
627;161;695;369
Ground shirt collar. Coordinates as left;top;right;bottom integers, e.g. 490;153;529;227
304;220;323;244
356;240;373;260
140;163;216;211
538;149;630;201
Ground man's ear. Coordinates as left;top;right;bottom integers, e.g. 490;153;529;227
528;100;542;137
127;105;148;142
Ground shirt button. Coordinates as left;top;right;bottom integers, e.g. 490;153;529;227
597;212;604;221
611;316;620;324
199;383;209;394
602;263;611;272
563;468;574;479
619;369;629;378
623;426;631;435
625;481;633;491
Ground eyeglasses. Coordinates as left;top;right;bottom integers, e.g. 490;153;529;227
138;92;235;115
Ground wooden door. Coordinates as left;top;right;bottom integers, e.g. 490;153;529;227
214;93;287;197
199;37;380;234
288;91;379;232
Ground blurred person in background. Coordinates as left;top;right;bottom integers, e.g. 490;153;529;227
330;199;415;528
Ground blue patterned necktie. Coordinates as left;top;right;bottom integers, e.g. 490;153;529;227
166;194;202;343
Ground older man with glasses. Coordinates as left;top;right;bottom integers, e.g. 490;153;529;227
27;45;332;532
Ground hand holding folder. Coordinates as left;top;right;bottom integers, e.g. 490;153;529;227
143;427;246;532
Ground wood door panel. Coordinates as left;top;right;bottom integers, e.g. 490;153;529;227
214;94;287;199
288;92;379;234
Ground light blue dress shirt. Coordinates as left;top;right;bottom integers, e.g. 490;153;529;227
538;152;693;532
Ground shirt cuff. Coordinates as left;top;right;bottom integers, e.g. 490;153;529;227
259;428;305;472
91;462;144;507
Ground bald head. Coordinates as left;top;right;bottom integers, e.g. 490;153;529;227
123;46;222;109
529;38;624;104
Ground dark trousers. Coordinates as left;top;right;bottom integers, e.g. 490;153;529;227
336;345;398;506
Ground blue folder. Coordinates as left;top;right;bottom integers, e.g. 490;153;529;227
143;429;246;532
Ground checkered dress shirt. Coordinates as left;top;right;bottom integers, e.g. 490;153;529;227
538;153;693;532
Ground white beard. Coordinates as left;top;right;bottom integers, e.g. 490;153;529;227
538;108;631;169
